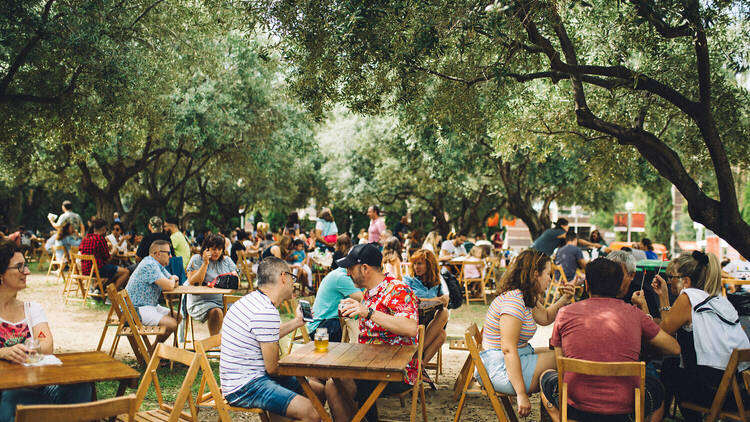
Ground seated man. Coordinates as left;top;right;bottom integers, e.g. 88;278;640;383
554;231;586;284
540;258;680;422
308;266;363;343
439;232;467;262
124;240;180;344
328;243;419;421
79;218;130;290
220;257;323;422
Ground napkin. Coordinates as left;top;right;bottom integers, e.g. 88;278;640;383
23;354;63;367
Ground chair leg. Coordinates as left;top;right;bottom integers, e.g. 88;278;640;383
419;384;427;422
500;395;518;422
96;307;115;351
410;384;418;422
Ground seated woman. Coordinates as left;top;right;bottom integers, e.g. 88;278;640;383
330;234;351;270
315;208;338;251
479;249;574;418
404;249;449;366
186;234;238;336
421;231;441;255
633;251;750;422
288;239;312;288
261;235;291;261
0;240;92;420
381;237;403;280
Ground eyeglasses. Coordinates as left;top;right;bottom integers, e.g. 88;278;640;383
667;274;683;281
283;271;298;283
8;263;29;273
156;250;172;256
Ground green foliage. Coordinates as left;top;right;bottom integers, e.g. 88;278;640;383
646;181;673;246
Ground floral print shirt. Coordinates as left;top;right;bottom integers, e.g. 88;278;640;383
359;276;419;384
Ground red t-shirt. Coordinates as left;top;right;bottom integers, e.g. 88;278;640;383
550;297;660;415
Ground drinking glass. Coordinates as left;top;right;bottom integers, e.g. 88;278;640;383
25;338;41;364
314;327;329;352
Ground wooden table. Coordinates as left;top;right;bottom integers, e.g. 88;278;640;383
278;342;416;422
163;285;235;349
0;351;140;395
417;301;443;326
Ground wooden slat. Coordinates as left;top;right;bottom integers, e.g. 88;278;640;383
312;342;354;366
365;345;404;371
344;344;391;370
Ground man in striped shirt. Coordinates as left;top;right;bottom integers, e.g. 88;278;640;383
220;257;323;422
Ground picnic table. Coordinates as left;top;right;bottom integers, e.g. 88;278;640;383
0;351;140;396
278;341;416;422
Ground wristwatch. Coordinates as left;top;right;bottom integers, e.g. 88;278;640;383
366;307;375;320
660;306;671;312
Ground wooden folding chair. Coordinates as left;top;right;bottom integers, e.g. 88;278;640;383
16;394;137;422
222;294;243;314
194;334;270;422
544;264;570;306
451;328;481;401
556;348;646;422
47;245;67;280
681;348;750;422
235;250;255;292
458;259;489;304
113;287;168;366
97;284;126;354
386;325;428;422
454;323;517;422
64;253;107;304
121;344;202;421
424;343;443;383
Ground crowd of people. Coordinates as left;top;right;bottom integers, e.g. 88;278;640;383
2;201;750;422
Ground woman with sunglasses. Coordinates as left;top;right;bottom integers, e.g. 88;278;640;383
633;251;750;421
0;240;92;421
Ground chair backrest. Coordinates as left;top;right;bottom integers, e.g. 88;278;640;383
222;294;243;314
464;323;498;395
555;348;646;422
551;263;569;284
15;394;137;422
699;348;750;420
132;343;202;421
72;253;101;279
195;334;232;422
114;289;151;363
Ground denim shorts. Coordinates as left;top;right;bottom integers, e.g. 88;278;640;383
224;375;302;416
475;344;538;395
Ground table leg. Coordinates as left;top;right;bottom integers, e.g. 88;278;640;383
351;381;386;422
297;376;331;422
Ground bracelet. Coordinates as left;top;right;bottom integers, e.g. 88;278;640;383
660;306;671;312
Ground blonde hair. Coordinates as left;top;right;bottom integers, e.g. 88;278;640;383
470;245;486;259
668;251;722;296
422;231;440;252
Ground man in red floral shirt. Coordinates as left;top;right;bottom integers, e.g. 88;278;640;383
79;219;130;291
330;243;418;421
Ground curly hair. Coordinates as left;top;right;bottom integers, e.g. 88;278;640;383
498;249;550;307
409;249;441;288
201;234;226;256
0;240;22;274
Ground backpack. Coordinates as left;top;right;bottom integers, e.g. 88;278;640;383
440;268;463;310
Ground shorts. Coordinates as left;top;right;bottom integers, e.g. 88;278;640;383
186;294;223;322
540;370;664;422
99;264;119;280
225;375;302;416
136;305;171;326
475;345;538;395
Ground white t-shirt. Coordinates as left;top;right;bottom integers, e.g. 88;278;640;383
726;259;750;280
106;233;129;254
440;240;466;257
0;302;47;347
315;220;338;237
220;290;280;395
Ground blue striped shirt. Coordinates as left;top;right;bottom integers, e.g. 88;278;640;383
220;290;280;395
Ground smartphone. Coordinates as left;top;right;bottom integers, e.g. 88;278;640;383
299;299;313;322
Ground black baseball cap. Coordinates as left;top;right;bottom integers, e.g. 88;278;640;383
336;243;382;268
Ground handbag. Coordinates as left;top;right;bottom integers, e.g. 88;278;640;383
440;268;464;310
205;272;239;289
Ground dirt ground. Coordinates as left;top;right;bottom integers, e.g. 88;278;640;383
20;271;555;421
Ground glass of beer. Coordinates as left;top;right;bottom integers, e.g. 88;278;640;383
314;327;329;352
25;338;41;364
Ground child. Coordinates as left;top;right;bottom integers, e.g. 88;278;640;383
462;245;485;280
288;239;313;288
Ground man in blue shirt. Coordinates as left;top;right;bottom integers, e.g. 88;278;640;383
125;240;180;344
308;267;363;342
555;231;586;283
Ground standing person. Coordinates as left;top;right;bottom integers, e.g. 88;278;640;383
47;200;85;250
478;249;575;417
632;251;750;421
315;208;338;251
125;240;181;345
491;230;504;251
589;229;610;258
554;231;586;284
164;217;190;269
135;216;174;262
327;244;419;422
186;234;236;335
439;232;468;262
78;219;130;290
539;258;679;421
220;257;323;422
366;205;386;245
531;219;600;257
0;240;92;420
